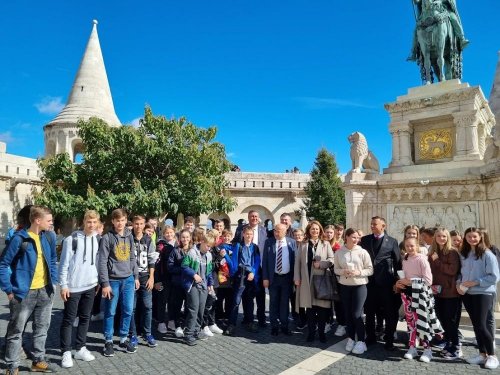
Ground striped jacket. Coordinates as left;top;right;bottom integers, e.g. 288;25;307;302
181;246;214;292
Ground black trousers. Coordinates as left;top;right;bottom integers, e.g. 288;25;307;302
168;286;185;328
60;287;95;352
463;293;495;355
153;284;171;324
215;287;234;321
365;283;400;343
255;279;267;325
334;284;346;326
341;284;367;341
307;305;330;338
269;274;292;329
434;297;461;350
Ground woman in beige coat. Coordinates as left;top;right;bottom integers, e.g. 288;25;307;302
294;220;334;343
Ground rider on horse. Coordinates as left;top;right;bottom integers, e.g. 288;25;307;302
407;0;469;62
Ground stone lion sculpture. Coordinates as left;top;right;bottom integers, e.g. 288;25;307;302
348;131;380;173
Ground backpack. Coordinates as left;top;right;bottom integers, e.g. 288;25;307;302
71;233;102;253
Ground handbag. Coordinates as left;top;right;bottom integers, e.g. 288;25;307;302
312;269;339;301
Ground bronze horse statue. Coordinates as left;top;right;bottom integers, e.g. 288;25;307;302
415;0;462;83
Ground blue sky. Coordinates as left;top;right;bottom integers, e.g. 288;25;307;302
0;1;499;174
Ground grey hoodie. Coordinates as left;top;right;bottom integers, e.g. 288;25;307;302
58;230;99;293
98;228;138;288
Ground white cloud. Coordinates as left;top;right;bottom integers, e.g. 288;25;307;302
295;96;376;110
130;117;142;127
0;131;14;143
35;96;65;115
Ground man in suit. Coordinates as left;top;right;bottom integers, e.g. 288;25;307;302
262;224;296;336
236;210;268;327
360;216;401;351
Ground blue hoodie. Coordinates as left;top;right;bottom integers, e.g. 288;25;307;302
458;249;500;295
0;229;58;300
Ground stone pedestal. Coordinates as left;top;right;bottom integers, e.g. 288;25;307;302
384;80;495;173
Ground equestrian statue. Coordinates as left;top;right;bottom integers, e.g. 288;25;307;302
408;0;469;84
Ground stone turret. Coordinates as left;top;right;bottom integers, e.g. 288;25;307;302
489;51;500;125
43;20;120;160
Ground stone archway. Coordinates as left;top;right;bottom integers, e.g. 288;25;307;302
71;139;84;163
207;212;231;231
240;204;274;224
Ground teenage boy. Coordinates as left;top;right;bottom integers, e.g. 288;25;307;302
0;206;58;374
98;208;139;357
129;215;157;348
181;231;216;346
225;226;261;336
59;210;100;368
154;226;177;333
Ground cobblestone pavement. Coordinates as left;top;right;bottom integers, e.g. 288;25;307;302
0;292;498;374
0;293;336;374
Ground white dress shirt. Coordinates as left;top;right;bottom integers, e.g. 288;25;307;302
275;238;290;274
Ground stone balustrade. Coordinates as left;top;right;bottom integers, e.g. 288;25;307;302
226;172;309;192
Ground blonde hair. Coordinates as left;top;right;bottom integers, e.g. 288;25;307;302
84;210;100;222
29;206;51;223
429;228;453;256
200;229;218;247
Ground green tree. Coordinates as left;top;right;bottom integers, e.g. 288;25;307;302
35;107;236;220
302;148;346;226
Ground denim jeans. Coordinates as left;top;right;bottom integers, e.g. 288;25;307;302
5;286;54;369
229;277;256;326
129;276;153;336
103;275;135;341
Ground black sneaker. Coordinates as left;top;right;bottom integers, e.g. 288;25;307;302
224;325;236;336
184;337;197;346
119;339;137;354
103;342;114;357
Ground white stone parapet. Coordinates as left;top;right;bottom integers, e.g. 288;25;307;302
226;172;310;192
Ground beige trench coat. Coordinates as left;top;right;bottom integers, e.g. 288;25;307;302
294;240;334;311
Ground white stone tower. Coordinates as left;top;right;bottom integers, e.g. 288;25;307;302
43;20;121;160
489;51;500;125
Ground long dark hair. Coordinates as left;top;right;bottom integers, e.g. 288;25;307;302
461;227;486;259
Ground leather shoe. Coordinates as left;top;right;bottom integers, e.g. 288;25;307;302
281;328;292;336
306;333;315;342
271;328;279;336
319;334;327;343
384;342;396;351
365;336;377;346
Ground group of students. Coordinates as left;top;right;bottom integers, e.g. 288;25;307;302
0;206;499;374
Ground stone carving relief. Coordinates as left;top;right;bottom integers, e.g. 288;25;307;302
387;203;478;238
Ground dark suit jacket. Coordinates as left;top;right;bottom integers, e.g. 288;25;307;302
360;233;401;287
262;236;296;285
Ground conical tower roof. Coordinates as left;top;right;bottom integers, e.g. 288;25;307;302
490;51;500;125
49;20;121;127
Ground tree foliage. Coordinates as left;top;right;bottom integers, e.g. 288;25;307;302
35;107;236;220
302;148;346;226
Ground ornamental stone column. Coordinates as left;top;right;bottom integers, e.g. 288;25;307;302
453;111;481;161
389;120;414;166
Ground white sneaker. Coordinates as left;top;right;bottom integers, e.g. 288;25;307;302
334;325;346;337
157;323;167;334
72;317;79;328
404;346;418;360
467;354;487;365
352;341;367;355
209;324;223;334
74;346;95;362
167;320;176;331
91;312;104;321
175;327;184;338
345;338;355;352
485;355;499;369
61;351;73;368
202;326;214;337
420;348;433;363
324;323;331;334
